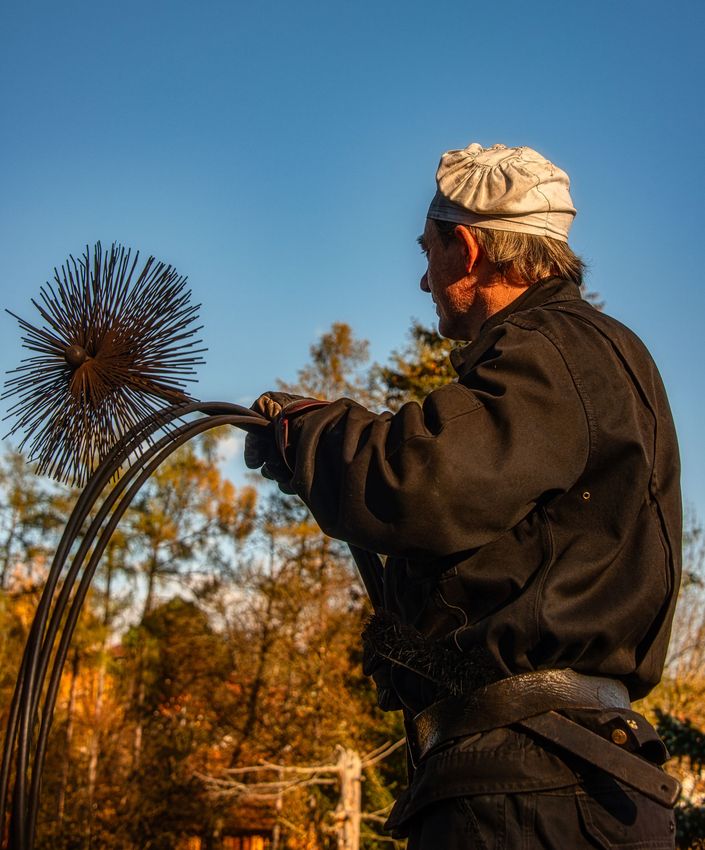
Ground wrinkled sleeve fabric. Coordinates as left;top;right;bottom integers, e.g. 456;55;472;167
286;323;589;559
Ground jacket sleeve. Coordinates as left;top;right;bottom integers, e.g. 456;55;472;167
286;323;590;559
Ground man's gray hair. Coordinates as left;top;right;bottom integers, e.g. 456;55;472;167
434;220;585;286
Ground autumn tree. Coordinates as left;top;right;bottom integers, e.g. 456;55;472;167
188;322;406;848
120;433;256;769
633;510;705;847
280;322;370;401
0;448;71;589
0;429;258;848
195;483;403;849
125;432;257;621
117;598;235;849
370;321;456;410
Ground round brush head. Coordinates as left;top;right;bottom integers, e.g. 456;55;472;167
3;241;206;486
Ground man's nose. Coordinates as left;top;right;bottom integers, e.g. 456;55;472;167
420;272;430;292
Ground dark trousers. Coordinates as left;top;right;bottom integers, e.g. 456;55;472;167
405;781;676;850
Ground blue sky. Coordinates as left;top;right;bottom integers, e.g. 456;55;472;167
1;0;704;522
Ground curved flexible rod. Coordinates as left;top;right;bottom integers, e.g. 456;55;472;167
25;413;264;848
0;402;384;850
6;404;195;832
1;403;267;848
1;404;187;840
23;405;264;794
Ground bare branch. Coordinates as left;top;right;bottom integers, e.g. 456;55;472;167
362;737;405;768
362;802;395;820
196;770;337;801
218;760;339;776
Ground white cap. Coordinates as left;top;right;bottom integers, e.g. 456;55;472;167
427;143;576;243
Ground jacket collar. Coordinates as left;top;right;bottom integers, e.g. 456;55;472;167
450;277;583;376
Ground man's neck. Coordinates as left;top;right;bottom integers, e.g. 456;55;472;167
468;269;532;339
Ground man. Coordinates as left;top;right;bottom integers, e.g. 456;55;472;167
245;143;681;848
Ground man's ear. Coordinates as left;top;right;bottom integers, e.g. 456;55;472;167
454;226;481;273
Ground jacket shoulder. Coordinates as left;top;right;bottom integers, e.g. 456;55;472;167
508;296;651;355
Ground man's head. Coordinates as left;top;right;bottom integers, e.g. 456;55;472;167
420;143;584;341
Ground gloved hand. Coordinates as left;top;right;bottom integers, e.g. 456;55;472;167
251;391;305;421
244;392;305;494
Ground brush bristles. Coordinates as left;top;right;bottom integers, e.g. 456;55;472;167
3;241;206;486
362;612;502;697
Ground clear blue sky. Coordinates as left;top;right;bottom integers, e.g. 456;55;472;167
1;0;704;521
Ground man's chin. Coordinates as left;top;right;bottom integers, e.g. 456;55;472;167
437;318;469;343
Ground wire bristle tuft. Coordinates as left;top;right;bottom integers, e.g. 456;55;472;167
3;241;206;486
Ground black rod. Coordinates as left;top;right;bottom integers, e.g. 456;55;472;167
4;405;189;846
24;413;264;847
2;403;267;848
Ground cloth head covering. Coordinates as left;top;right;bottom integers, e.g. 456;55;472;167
427;143;576;243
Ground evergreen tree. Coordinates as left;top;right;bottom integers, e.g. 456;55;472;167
370;321;455;410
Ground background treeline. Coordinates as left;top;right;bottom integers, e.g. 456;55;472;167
1;321;704;849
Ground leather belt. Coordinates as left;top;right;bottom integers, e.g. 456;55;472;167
407;668;680;807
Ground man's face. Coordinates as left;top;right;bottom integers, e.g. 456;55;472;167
418;219;477;340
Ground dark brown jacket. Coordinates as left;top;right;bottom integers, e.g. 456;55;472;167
286;278;681;711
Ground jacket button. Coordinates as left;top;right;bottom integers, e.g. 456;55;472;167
611;728;628;745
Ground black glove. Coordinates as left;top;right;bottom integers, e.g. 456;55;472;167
244;392;304;494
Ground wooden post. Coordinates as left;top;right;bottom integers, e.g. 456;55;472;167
271;769;283;850
335;748;362;850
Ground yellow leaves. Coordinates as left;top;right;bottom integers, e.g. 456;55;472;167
222;479;236;502
263;517;319;541
2;579;44;633
371;321;456;410
280;322;372;402
217;482;258;540
156;692;193;719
